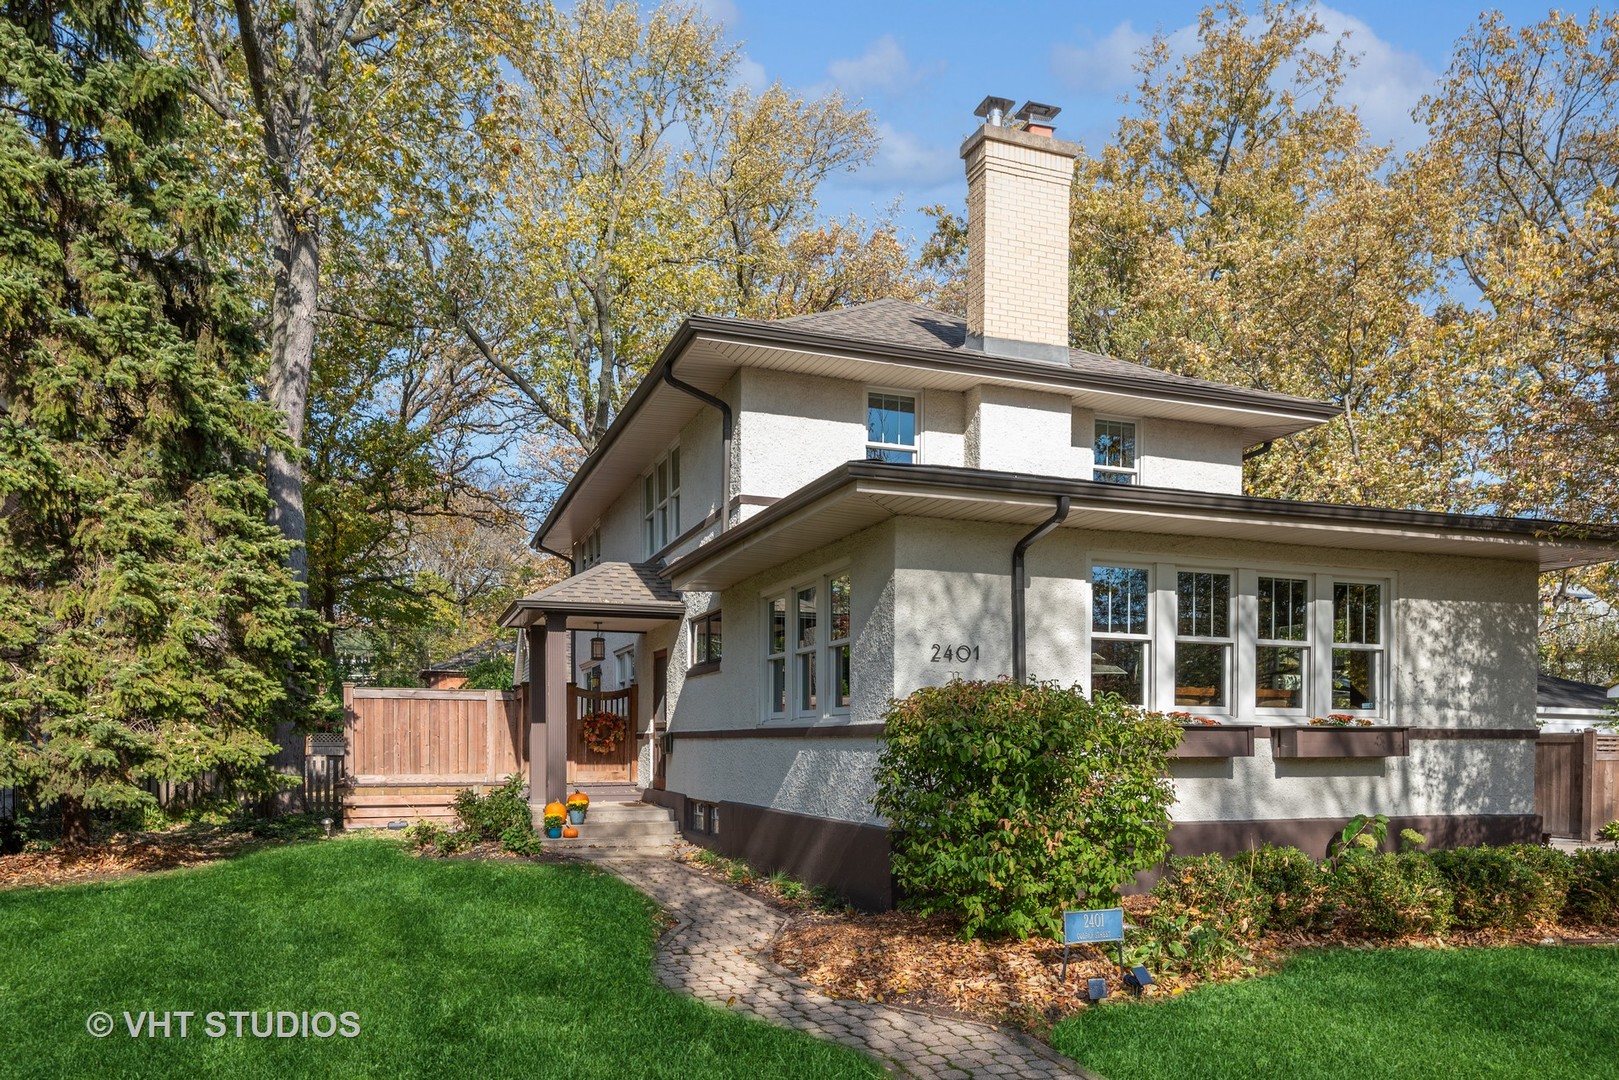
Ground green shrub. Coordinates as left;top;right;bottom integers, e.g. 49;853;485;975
452;775;531;839
1331;852;1454;938
1428;845;1571;930
1137;855;1263;976
1235;844;1333;933
873;680;1179;939
1564;849;1619;924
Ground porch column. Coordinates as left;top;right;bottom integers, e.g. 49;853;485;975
525;626;547;804
531;613;571;804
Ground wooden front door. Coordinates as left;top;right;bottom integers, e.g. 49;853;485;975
652;650;668;791
567;685;637;783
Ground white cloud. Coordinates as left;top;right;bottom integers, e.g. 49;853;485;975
1313;5;1435;151
850;121;959;190
1050;21;1156;93
826;35;938;96
733;55;768;92
691;0;738;30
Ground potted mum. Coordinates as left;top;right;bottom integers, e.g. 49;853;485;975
542;800;566;839
566;791;589;825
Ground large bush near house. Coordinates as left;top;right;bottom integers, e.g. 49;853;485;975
873;680;1179;939
1428;844;1571;930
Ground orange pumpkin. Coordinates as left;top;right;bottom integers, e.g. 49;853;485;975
568;790;590;805
562;825;579;839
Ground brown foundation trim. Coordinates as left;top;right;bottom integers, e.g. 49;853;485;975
1168;814;1542;861
647;788;891;911
673;723;887;741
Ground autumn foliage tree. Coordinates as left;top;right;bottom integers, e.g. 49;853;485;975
0;0;323;840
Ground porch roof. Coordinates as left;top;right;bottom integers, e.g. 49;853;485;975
498;561;685;631
664;461;1619;591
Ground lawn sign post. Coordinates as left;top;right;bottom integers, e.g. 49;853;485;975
1061;907;1151;1001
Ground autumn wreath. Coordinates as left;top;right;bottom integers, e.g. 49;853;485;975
582;710;625;755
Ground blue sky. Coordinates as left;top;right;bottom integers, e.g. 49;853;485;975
692;1;1561;242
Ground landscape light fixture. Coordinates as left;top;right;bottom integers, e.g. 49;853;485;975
1124;966;1154;994
590;621;606;662
1086;978;1109;1003
322;817;334;838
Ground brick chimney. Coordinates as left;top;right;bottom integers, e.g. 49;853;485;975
961;97;1080;364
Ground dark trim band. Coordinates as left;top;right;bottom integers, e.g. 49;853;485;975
673;723;887;741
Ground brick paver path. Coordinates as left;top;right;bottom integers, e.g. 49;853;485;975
585;854;1092;1079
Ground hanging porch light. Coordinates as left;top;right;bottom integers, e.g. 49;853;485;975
589;621;606;662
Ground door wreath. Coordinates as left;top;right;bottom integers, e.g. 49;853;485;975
582;710;626;755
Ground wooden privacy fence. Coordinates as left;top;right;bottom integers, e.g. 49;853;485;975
341;685;526;828
1536;730;1619;840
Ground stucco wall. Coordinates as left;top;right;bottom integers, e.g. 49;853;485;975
663;521;896;824
1138;418;1245;493
967;385;1087;476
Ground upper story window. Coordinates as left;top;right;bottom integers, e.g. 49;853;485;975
578;526;602;570
615;646;635;686
765;572;853;720
643;447;680;556
866;392;917;463
1093;419;1138;484
1091;565;1150;706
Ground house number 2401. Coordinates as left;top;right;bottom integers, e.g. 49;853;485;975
930;643;979;663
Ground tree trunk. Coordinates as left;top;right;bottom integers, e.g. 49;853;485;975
59;795;92;848
266;196;319;592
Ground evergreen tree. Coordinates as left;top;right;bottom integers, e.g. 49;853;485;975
0;0;323;842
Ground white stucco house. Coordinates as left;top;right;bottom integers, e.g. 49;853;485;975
500;99;1619;907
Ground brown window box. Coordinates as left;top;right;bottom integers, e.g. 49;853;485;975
1272;725;1409;759
1173;724;1257;759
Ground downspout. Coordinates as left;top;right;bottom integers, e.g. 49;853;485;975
1012;495;1071;684
1242;440;1274;462
663;362;734;532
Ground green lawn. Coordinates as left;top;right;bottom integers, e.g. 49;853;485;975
0;839;880;1079
1052;945;1619;1080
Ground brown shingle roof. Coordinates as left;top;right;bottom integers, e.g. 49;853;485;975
776;298;1328;409
516;561;682;609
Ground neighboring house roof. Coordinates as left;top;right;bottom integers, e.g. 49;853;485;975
533;301;1342;554
1537;673;1617;711
420;639;512;679
499;561;686;631
664;460;1619;591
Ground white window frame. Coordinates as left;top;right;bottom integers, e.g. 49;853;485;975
1092;417;1140;485
1252;573;1312;717
865;388;920;464
578;525;602;570
1325;577;1389;716
1171;567;1236;716
1087;552;1396;723
642;446;680;557
1089;563;1153;708
688;608;722;672
615;645;635;687
761;566;853;723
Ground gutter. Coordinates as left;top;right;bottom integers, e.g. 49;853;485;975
662;359;733;534
1012;496;1071;684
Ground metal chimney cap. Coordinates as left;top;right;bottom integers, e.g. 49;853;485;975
974;95;1015;121
1014;100;1062;123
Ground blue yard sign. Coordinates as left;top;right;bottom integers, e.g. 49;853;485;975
1060;907;1126;983
1063;907;1124;944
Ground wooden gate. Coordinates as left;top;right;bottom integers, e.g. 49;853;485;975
1536;731;1619;840
568;685;638;783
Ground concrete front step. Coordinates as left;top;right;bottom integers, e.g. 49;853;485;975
535;799;678;849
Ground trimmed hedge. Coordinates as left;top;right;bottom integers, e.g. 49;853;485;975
874;680;1180;939
1142;843;1619;976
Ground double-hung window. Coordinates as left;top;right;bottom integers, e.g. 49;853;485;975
1093;419;1139;484
1091;565;1150;705
643;448;680;556
866;392;917;463
1256;576;1310;711
579;526;602;570
1332;582;1384;711
764;572;852;720
689;610;721;673
1174;570;1232;709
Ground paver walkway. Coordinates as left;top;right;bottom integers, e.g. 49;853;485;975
583;853;1092;1079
